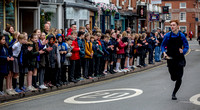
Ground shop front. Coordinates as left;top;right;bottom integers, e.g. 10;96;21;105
0;0;17;35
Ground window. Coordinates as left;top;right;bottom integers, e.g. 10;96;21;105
165;3;171;9
165;26;171;32
180;3;186;8
180;12;186;22
128;0;133;10
179;26;187;32
116;0;119;7
165;13;171;22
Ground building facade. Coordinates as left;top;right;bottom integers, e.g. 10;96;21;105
0;0;64;35
162;0;200;38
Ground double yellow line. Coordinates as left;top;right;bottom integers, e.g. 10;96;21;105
0;49;191;107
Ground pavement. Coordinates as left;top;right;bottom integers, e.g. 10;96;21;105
0;40;199;110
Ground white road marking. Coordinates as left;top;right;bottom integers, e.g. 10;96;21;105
190;94;200;105
64;88;143;104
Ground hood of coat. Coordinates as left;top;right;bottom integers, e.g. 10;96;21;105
3;30;11;36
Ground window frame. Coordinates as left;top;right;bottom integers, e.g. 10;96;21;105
165;3;171;9
165;13;171;22
180;2;186;9
180;12;186;22
179;26;187;32
165;26;171;32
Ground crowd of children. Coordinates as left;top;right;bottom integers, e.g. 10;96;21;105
0;23;165;96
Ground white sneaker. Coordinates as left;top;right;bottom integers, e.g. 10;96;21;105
31;86;37;91
39;85;48;89
6;89;14;95
10;89;18;95
116;70;122;72
122;69;127;72
27;86;37;91
132;65;137;68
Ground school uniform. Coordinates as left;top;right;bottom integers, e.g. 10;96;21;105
77;37;85;80
137;39;147;66
108;37;117;74
58;42;68;84
0;45;9;92
64;42;73;83
146;34;156;64
93;40;104;76
18;44;30;89
84;40;93;78
12;42;22;73
101;40;110;61
69;38;80;82
38;40;47;87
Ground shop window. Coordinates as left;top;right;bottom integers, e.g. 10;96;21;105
0;1;4;34
180;12;186;22
105;16;110;30
5;0;16;28
179;26;187;32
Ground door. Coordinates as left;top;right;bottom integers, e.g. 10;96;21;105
19;9;34;34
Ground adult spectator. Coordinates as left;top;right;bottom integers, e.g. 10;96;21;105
79;26;85;33
189;30;193;41
44;23;50;35
46;21;51;28
67;24;77;37
85;24;92;34
126;27;131;34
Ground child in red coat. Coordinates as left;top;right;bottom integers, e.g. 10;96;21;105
116;34;127;72
69;31;80;83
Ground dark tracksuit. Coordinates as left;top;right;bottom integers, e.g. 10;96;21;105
161;31;189;96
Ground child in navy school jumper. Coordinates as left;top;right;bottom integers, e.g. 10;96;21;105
84;33;93;79
102;35;110;75
27;33;45;91
93;33;104;77
108;32;118;74
0;35;11;96
77;31;85;80
6;31;19;95
69;31;80;83
46;35;57;87
137;34;148;67
32;29;42;89
57;34;68;86
18;32;31;91
116;34;127;72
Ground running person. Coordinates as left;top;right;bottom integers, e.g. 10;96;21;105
161;20;189;100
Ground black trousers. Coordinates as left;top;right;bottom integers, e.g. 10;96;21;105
168;66;184;81
61;63;67;82
148;48;154;63
19;72;25;89
84;58;90;78
121;57;125;69
69;60;80;81
0;74;4;91
79;58;85;78
94;56;103;76
139;53;145;66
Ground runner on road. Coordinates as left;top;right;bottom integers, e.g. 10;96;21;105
161;20;189;100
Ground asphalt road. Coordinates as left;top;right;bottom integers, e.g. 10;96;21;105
0;40;200;110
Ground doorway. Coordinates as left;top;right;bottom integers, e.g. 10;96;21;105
19;9;34;34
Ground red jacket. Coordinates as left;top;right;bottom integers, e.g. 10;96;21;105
117;40;126;54
67;28;72;37
70;39;80;60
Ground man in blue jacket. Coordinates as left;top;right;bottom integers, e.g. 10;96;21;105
161;20;189;100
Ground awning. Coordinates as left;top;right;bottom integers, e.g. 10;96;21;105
64;2;98;11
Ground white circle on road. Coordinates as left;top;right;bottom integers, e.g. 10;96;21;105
190;94;200;105
64;88;143;104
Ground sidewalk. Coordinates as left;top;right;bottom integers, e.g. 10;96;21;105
0;60;166;103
